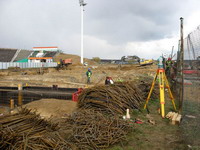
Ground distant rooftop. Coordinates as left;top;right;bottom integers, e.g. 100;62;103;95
0;47;60;62
33;46;59;51
14;50;33;62
29;51;58;58
0;48;17;62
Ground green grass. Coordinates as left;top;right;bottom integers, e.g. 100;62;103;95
106;97;187;150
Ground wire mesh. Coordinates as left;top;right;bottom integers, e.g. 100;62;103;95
175;25;200;147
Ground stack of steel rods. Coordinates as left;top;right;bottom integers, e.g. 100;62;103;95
1;131;73;150
61;81;154;149
135;79;157;99
78;82;144;115
64;109;131;150
0;108;73;150
0;81;154;150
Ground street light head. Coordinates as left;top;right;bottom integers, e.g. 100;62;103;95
79;0;87;6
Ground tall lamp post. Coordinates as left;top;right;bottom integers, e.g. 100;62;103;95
79;0;87;64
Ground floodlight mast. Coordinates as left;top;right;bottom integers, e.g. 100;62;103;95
79;0;87;64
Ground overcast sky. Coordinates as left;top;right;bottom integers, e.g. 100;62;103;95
1;0;200;59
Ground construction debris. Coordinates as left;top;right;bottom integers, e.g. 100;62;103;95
166;111;182;125
166;112;176;119
0;81;154;149
146;114;156;125
148;119;156;125
78;82;145;115
64;109;131;150
60;82;147;149
185;115;196;119
0;108;73;150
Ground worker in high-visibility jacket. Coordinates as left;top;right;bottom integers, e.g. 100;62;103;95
86;68;92;84
166;58;173;76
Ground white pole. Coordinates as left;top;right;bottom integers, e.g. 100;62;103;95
80;5;84;64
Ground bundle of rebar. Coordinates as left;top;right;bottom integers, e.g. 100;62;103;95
78;82;145;115
0;108;73;150
64;109;131;150
0;81;154;150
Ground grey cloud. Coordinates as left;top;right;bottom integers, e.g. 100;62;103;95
84;0;195;44
0;0;200;59
0;0;80;50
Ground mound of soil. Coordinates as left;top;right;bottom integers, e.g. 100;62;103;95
23;99;77;118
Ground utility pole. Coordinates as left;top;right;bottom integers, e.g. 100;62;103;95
79;0;87;64
171;46;174;58
179;17;184;113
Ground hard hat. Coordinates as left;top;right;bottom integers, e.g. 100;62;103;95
168;58;172;61
88;68;91;71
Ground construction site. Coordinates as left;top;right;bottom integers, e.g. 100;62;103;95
1;1;200;150
0;35;199;149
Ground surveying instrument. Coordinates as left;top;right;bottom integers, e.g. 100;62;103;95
143;57;177;118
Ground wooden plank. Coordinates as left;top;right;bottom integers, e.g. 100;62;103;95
166;112;176;119
175;114;182;124
171;113;178;125
166;112;173;119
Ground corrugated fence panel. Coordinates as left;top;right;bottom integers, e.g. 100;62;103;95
0;62;57;69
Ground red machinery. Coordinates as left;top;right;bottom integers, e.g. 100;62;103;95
72;88;83;102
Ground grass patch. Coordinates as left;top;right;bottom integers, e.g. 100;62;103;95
106;96;186;150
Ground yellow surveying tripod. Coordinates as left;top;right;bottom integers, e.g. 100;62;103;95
144;68;177;118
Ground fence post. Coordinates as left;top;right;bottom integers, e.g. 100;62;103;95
179;17;184;113
10;99;14;110
18;84;23;106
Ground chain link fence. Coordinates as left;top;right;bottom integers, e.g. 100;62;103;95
175;25;200;147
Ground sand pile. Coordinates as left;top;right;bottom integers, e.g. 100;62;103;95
23;99;77;118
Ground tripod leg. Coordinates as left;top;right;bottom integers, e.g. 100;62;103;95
164;73;177;111
144;73;158;109
158;70;165;118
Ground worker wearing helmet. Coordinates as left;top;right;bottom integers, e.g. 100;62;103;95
105;77;114;85
86;68;92;84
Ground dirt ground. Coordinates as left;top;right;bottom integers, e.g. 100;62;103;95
23;99;77;119
0;53;156;87
0;64;156;89
0;53;187;149
0;106;10;116
0;54;156;114
0;99;77;118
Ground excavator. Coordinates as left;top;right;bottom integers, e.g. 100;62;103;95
139;59;154;66
57;59;72;69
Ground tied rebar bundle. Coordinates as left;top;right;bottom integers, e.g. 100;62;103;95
65;109;132;150
0;108;73;150
0;81;154;150
78;82;145;115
